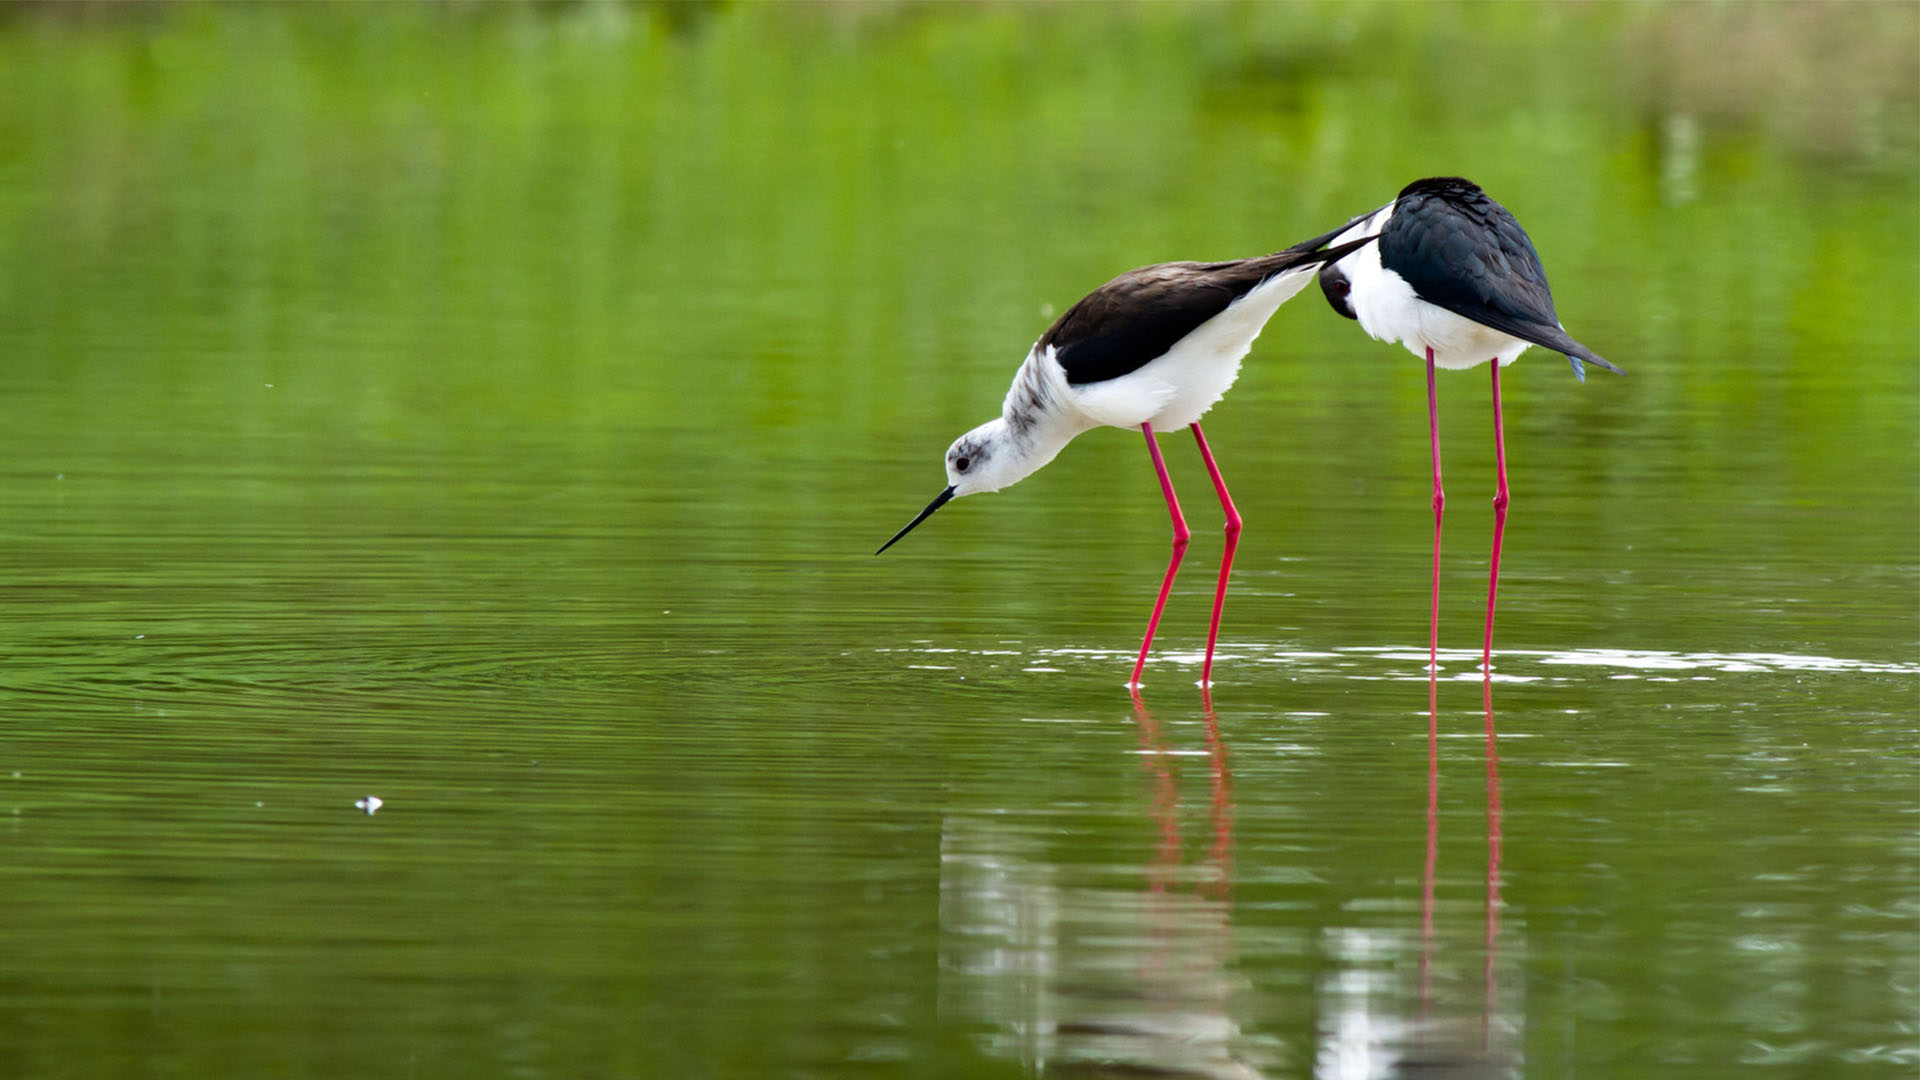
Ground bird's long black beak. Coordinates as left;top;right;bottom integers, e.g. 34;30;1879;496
875;485;956;555
1310;233;1382;266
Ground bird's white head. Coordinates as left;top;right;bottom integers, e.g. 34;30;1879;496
876;416;1064;555
943;418;1030;497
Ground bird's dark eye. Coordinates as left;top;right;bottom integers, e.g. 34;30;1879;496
1319;267;1357;321
955;457;971;472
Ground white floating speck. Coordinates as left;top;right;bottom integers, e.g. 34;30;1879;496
354;796;383;815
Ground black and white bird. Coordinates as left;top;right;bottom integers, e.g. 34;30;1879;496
877;225;1379;688
1316;176;1622;673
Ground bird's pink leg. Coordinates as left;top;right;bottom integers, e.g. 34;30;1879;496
1420;354;1444;1007
1190;422;1241;687
1131;423;1189;688
1427;348;1445;677
1483;362;1510;673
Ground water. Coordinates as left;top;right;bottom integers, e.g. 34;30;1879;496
1;4;1915;1077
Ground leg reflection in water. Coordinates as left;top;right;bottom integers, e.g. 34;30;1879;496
938;690;1265;1079
1317;672;1518;1079
1482;675;1505;1057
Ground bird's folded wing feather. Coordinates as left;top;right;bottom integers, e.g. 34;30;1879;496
1384;197;1610;368
1040;265;1247;387
1040;226;1379;388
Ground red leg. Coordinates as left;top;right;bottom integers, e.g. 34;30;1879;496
1483;362;1510;673
1131;423;1189;687
1420;349;1445;1004
1427;348;1445;676
1190;422;1241;687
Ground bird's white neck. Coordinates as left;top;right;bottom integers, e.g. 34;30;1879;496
951;347;1082;495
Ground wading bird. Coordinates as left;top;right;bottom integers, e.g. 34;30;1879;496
877;225;1378;688
1316;176;1621;673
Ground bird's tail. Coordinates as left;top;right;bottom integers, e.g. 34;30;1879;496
1531;326;1624;382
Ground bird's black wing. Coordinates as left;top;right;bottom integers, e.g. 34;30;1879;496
1042;231;1375;387
1039;264;1244;387
1381;181;1620;375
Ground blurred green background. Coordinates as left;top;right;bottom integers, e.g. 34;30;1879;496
0;3;1914;1078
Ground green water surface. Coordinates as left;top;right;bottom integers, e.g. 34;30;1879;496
0;4;1915;1078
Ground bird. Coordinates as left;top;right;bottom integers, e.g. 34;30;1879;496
876;224;1380;688
1315;176;1622;675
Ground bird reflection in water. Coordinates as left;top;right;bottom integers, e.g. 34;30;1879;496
1333;673;1512;1080
1138;688;1236;906
938;689;1268;1079
1480;676;1505;1060
941;680;1514;1079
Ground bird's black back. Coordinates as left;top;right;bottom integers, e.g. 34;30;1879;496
1378;177;1616;373
1380;177;1561;335
1040;223;1368;387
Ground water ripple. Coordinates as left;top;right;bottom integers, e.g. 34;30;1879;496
876;642;1920;683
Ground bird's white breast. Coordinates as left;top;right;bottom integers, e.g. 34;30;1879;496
1332;205;1532;370
1069;263;1321;431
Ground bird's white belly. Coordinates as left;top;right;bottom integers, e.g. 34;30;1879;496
1356;272;1531;369
1069;264;1318;431
1126;343;1244;431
